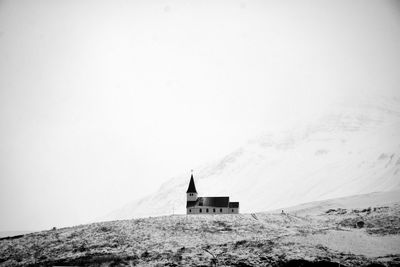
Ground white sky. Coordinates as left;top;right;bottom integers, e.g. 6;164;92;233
0;0;399;231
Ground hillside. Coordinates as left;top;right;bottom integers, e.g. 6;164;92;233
1;191;400;266
276;189;400;216
106;96;400;220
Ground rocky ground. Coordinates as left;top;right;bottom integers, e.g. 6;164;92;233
1;204;400;266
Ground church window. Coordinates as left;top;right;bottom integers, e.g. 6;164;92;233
206;208;209;213
200;208;202;213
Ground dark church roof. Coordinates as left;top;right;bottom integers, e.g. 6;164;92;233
186;197;230;208
229;202;239;208
186;174;197;193
186;201;198;208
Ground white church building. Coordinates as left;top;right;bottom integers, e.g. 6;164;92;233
186;173;239;214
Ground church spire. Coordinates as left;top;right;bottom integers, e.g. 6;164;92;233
186;170;197;193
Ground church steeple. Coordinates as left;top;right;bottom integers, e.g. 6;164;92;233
186;170;197;193
186;170;198;202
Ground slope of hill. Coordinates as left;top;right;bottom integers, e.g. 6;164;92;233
106;96;400;220
0;232;36;239
1;191;400;266
275;189;400;216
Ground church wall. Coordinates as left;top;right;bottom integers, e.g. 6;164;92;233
187;206;233;215
228;208;239;214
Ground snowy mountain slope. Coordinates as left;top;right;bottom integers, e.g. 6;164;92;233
105;96;400;220
273;189;400;216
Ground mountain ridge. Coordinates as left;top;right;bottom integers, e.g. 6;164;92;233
104;96;400;220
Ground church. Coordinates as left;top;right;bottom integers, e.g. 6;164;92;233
186;172;239;214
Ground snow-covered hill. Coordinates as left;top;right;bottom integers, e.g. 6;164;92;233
105;95;400;220
3;197;400;266
274;189;400;216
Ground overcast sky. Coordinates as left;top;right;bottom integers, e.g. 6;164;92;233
1;0;400;231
